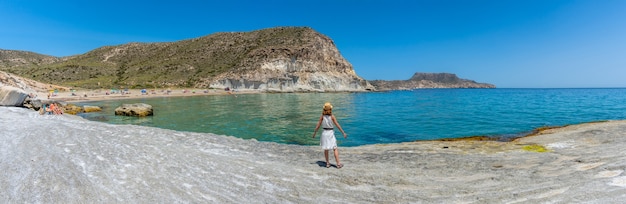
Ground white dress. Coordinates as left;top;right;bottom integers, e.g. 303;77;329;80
320;115;337;150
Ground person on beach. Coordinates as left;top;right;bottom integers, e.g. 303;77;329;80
40;103;49;115
48;103;57;114
312;102;348;169
49;103;63;115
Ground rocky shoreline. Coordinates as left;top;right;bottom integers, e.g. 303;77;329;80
1;106;625;203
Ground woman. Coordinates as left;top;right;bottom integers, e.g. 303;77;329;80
312;102;348;168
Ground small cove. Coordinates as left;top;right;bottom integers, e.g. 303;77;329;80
76;88;626;146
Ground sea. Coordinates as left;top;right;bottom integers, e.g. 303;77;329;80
75;88;626;147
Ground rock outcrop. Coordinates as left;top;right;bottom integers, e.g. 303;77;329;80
204;28;374;92
369;72;495;90
83;105;102;113
0;86;28;106
62;104;83;115
23;97;43;111
114;103;153;117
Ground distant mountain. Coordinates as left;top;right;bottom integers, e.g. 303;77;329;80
369;72;495;90
0;27;373;92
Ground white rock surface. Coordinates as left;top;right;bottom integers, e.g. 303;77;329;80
1;107;626;203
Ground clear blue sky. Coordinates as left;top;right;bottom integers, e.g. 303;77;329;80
1;0;625;88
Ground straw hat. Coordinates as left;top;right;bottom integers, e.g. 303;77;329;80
323;102;333;110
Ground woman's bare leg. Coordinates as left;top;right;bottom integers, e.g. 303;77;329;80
324;150;330;166
334;149;341;168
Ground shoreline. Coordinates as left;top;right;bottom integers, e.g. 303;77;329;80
37;88;369;103
435;121;611;143
35;88;254;103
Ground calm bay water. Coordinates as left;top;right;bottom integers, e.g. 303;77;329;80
76;88;626;146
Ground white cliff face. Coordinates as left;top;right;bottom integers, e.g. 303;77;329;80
210;59;371;92
207;31;374;92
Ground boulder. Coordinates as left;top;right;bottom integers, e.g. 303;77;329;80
0;86;28;106
114;103;153;117
23;98;43;110
63;104;83;115
83;105;102;113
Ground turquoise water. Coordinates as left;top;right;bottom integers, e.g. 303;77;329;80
76;88;626;146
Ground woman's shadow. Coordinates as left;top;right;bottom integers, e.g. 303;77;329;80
315;161;334;168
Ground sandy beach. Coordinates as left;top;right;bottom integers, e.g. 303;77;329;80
1;70;251;103
1;106;625;203
34;88;254;103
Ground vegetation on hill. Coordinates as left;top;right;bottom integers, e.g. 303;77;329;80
1;27;326;89
0;49;59;68
1;27;494;91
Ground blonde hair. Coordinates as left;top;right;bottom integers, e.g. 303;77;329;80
322;102;333;115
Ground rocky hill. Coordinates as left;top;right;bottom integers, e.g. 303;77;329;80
0;49;60;68
0;27;373;92
369;72;495;90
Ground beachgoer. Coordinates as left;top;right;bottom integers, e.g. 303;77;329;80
44;103;54;115
40;104;49;115
56;103;64;115
49;103;63;115
49;103;57;115
312;102;348;169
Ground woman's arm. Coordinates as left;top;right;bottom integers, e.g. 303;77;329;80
331;115;347;138
312;115;323;138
